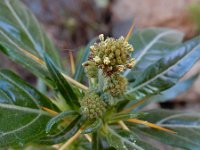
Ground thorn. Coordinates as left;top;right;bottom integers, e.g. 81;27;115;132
125;21;135;42
69;51;75;75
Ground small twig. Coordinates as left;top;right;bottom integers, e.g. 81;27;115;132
125;21;135;42
118;120;130;131
59;129;81;150
69;51;75;75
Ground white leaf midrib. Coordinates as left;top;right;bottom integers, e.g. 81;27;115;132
135;30;178;64
5;0;39;54
0;112;41;137
0;103;50;116
157;113;200;125
0;103;49;136
0;72;40;108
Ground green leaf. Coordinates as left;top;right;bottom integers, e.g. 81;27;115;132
0;0;61;66
74;38;97;82
0;70;53;147
23;145;56;150
0;0;62;84
125;28;184;81
39;116;85;144
46;110;79;133
126;36;200;101
81;118;102;134
44;55;79;108
131;73;199;111
106;127;157;150
129;109;200;150
147;73;199;103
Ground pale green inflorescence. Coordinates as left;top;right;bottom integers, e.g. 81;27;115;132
80;92;107;119
81;34;135;119
83;61;98;78
83;34;135;76
103;74;128;97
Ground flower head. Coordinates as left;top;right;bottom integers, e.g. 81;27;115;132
85;34;135;76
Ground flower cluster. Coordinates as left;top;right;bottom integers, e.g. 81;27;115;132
80;92;107;119
103;74;128;97
83;34;135;76
83;61;98;78
80;34;135;118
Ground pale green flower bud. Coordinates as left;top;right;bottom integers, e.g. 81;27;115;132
103;57;111;65
99;34;104;41
93;56;101;63
103;75;128;97
80;92;107;119
82;61;98;78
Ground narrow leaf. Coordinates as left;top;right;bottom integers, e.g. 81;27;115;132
129;109;200;150
44;55;79;108
126;36;200;101
125;28;184;80
0;0;63;80
106;127;157;150
39;116;85;144
0;70;54;147
46;110;79;133
81;118;103;134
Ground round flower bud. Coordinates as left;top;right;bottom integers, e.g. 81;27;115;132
103;57;111;65
99;34;104;41
80;92;107;119
82;61;98;78
103;75;128;97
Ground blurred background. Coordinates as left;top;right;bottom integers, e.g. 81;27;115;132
0;0;200;149
1;0;200;128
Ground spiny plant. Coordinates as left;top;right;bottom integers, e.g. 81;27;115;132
0;0;200;150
